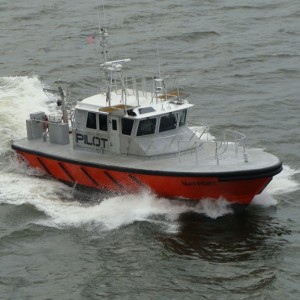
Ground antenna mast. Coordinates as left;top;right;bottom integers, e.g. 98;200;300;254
100;27;109;62
157;44;161;78
97;1;108;63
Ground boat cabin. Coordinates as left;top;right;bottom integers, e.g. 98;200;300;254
72;88;193;156
25;56;195;157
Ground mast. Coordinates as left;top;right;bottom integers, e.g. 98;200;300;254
100;27;109;63
99;27;131;107
154;45;166;103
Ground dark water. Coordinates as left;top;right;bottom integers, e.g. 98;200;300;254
1;0;300;299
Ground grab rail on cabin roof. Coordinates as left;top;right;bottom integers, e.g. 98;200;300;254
99;73;183;103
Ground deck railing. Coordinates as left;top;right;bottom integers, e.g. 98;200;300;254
100;72;183;105
127;127;248;164
214;129;247;164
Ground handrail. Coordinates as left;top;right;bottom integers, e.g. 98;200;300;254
134;126;209;152
99;72;184;105
126;127;247;164
214;129;247;164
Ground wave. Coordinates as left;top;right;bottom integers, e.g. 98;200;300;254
0;76;58;155
251;164;300;207
265;164;300;196
1;158;298;231
165;31;220;43
0;160;235;230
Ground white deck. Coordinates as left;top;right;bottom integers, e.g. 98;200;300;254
13;134;281;175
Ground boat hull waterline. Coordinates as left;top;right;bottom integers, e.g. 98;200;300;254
13;146;282;205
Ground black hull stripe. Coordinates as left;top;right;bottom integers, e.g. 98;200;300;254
219;165;283;182
37;157;52;176
81;167;99;187
58;162;75;182
12;144;282;181
128;174;148;188
104;171;125;190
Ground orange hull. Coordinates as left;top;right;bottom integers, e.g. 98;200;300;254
15;150;279;205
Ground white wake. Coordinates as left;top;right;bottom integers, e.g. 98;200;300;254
0;76;299;231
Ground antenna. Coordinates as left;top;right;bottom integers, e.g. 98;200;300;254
154;43;165;103
101;0;107;30
100;27;109;62
97;0;108;62
96;5;102;34
97;0;107;30
157;43;161;78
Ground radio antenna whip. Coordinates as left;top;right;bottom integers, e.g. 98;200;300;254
97;0;108;62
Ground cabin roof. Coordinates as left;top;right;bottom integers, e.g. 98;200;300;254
75;89;193;118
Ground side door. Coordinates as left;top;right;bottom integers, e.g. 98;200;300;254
109;116;120;153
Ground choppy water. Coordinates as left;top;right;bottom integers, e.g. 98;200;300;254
1;0;300;299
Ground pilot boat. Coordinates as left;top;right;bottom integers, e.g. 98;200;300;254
11;28;282;205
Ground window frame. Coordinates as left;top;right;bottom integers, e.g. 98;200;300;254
121;118;134;136
112;119;117;131
179;110;187;127
136;118;157;136
99;113;108;131
86;112;97;130
159;113;178;133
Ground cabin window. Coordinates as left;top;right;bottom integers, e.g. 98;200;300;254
112;119;117;130
138;107;155;114
137;118;157;136
86;112;97;129
159;113;177;132
179;110;187;127
99;114;108;131
122;118;134;136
